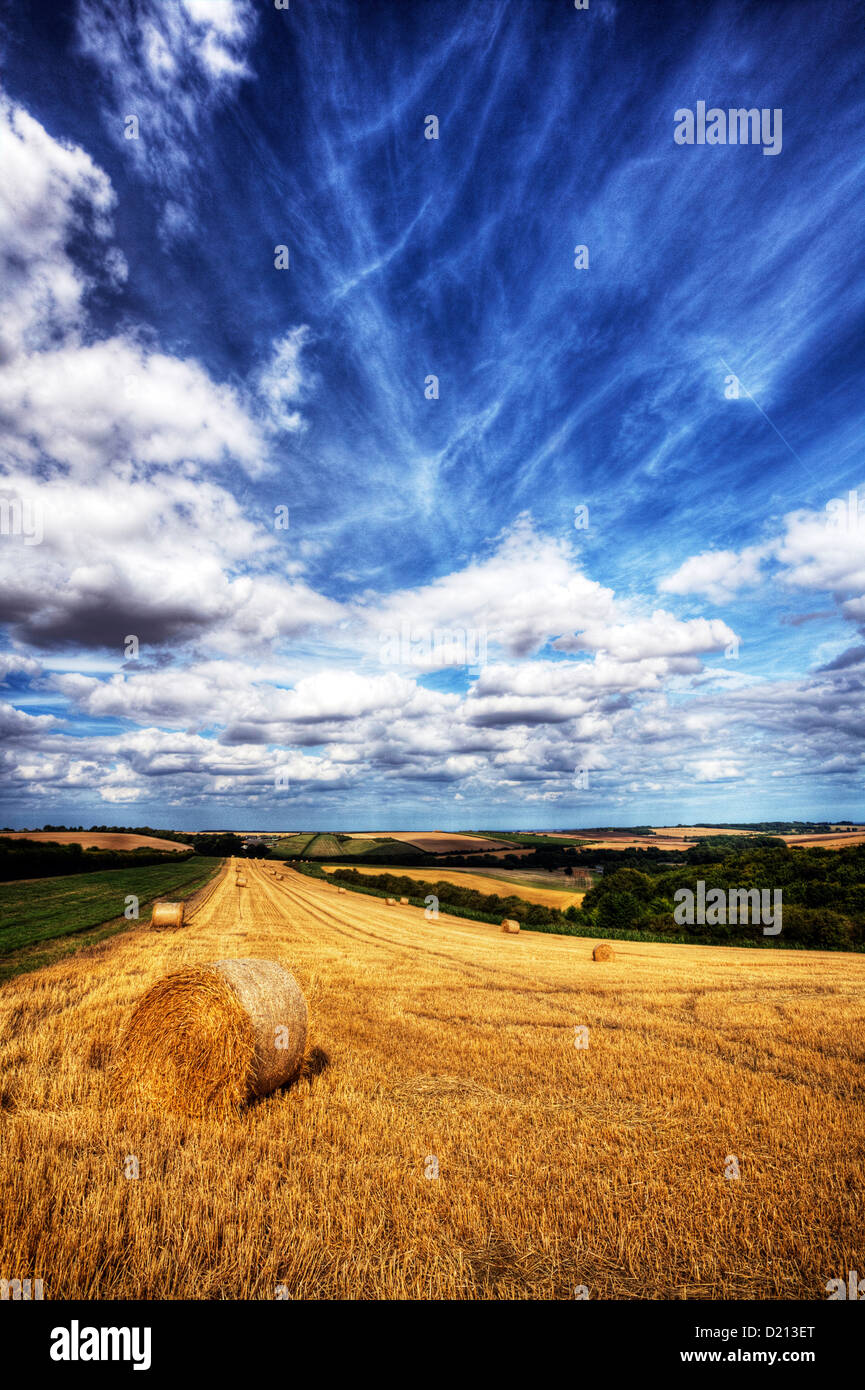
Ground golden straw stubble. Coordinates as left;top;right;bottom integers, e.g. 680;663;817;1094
112;959;308;1115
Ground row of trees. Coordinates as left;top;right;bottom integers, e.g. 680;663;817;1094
2;823;195;843
686;821;849;834
326;867;574;931
0;838;196;882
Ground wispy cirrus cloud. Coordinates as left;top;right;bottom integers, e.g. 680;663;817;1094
76;0;257;241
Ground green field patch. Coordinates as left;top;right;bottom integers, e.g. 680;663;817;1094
271;833;320;857
303;833;345;859
472;831;588;849
0;857;222;959
273;833;429;862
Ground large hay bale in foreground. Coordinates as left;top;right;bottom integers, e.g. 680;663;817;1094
593;942;615;961
501;919;520;934
150;901;184;929
113;959;308;1115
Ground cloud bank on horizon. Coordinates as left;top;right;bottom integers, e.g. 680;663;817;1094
0;0;862;829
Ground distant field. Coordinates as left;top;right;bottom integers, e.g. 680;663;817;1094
480;847;536;859
272;833;423;860
648;827;865;851
781;831;865;848
0;857;222;971
303;833;344;859
366;832;513;853
326;836;384;856
650;826;757;838
2;831;188;852
271;833;320;856
576;834;695;851
561;827;865;853
473;831;588;849
322;863;586;910
468;866;592;895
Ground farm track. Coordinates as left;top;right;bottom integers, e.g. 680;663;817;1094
0;858;863;1300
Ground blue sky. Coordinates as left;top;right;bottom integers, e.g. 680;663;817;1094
0;0;863;830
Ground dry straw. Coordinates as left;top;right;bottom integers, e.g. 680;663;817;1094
593;942;615;961
150;901;184;929
113;959;308;1115
501;919;520;934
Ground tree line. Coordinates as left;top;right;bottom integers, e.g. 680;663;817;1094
0;838;196;883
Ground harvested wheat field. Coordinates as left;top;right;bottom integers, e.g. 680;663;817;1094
0;857;862;1300
781;831;865;849
650;826;759;839
2;831;188;852
365;831;513;853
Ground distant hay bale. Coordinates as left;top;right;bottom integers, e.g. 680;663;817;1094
150;901;184;930
236;875;247;887
337;887;346;894
386;897;398;905
113;959;308;1115
399;896;410;904
501;919;520;934
592;942;615;961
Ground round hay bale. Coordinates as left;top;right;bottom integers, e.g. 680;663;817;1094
113;959;308;1115
150;901;184;929
399;896;410;904
236;876;247;887
337;887;346;894
501;918;520;934
592;942;615;961
386;897;398;905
